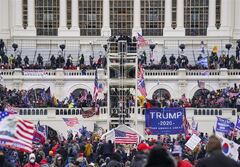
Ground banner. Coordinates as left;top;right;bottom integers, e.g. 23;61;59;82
217;135;239;161
216;117;234;134
23;69;46;76
145;108;184;135
235;118;240;130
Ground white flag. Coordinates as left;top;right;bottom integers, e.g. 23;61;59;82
217;135;239;161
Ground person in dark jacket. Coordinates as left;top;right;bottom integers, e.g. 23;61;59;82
145;146;176;167
106;152;123;167
196;135;240;167
0;150;13;167
24;56;29;66
103;140;114;159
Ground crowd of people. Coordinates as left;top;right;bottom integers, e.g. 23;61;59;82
0;85;107;109
0;52;107;71
142;84;240;109
0;127;240;167
1;38;240;71
1;83;240;110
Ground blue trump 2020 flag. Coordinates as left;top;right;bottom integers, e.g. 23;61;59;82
145;108;185;135
216;117;234;134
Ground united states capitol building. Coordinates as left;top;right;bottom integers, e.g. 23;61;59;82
0;0;240;136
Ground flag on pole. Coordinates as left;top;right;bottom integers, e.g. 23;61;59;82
80;89;88;102
217;135;240;161
93;69;98;102
137;65;147;97
0;111;34;153
98;83;104;93
137;33;148;48
183;109;190;135
62;117;79;127
191;117;200;136
114;130;138;144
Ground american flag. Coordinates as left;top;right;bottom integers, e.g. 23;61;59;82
191;117;200;136
98;83;103;93
62;117;79;127
138;65;147;97
80;89;88;102
138;78;147;97
137;33;148;48
93;69;98;102
183;110;190;135
0;111;34;153
115;130;138;144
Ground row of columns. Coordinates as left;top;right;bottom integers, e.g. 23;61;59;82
9;0;240;38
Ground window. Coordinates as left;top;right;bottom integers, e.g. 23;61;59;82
184;0;209;36
152;89;171;100
79;0;103;36
35;0;60;36
141;0;165;36
110;0;133;36
23;0;28;29
216;0;221;29
172;0;177;29
67;0;72;29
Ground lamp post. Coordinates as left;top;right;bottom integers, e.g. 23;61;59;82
12;43;18;57
149;44;156;65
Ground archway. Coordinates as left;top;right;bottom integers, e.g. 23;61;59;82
152;88;171;100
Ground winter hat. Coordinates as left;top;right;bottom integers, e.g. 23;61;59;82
137;143;152;151
40;158;48;165
29;153;36;160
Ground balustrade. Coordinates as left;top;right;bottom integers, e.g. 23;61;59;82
1;68;240;78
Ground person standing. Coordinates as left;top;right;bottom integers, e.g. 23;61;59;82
23;153;41;167
0;150;13;167
196;135;240;167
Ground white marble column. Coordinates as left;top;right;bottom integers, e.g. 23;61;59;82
101;0;111;36
174;0;185;36
13;0;25;36
132;0;142;36
26;0;36;36
218;0;232;36
163;0;173;36
69;0;80;36
207;0;217;36
233;0;240;38
58;0;68;36
0;0;10;38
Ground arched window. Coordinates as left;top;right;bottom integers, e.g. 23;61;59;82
193;88;210;98
35;0;60;36
184;0;209;36
141;0;165;36
79;0;103;36
71;88;88;98
110;0;133;36
152;89;171;100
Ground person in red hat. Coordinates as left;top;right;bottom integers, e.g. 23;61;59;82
40;158;49;167
131;142;152;167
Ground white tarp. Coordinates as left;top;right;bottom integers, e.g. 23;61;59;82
101;124;144;143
